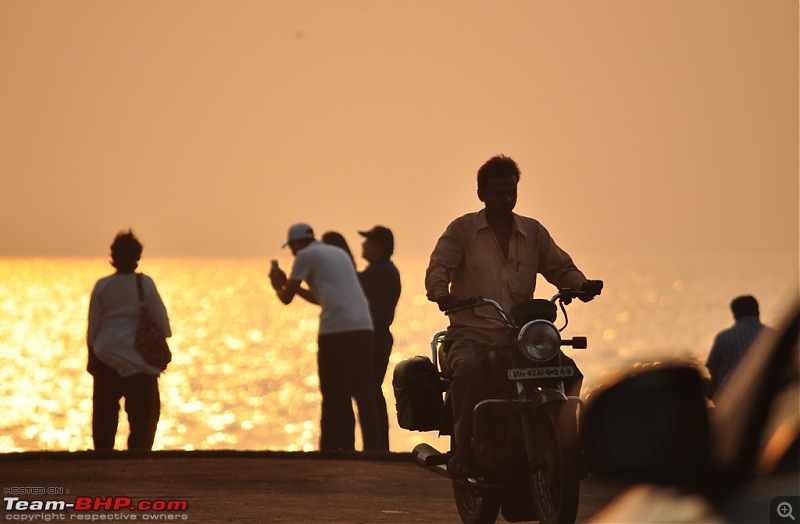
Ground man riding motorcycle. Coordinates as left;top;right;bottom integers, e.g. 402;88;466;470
425;155;603;478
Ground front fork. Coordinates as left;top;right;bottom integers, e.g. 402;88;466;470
517;382;583;471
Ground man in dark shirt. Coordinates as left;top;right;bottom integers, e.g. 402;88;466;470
358;225;402;451
706;295;769;398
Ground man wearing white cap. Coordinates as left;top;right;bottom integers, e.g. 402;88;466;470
270;222;380;451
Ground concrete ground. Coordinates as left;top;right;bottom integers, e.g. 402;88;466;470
1;450;628;523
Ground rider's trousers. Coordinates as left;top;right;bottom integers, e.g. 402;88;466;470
446;339;492;453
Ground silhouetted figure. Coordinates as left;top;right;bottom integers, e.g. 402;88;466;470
705;295;768;398
270;223;380;451
322;231;356;268
425;155;602;477
87;230;171;450
321;230;365;446
322;228;402;450
358;226;401;451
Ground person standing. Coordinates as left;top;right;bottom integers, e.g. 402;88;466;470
705;295;769;398
87;230;172;450
358;226;401;451
270;223;380;451
321;231;356;268
425;155;602;477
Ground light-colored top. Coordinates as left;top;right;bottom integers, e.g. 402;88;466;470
425;210;587;343
290;241;373;335
87;273;172;377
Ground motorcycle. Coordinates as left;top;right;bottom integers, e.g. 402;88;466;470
392;288;598;524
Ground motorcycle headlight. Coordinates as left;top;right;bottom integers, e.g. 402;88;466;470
518;321;561;362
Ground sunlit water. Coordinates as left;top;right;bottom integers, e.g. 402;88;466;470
1;254;796;453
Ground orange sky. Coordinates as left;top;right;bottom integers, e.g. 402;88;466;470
1;1;797;260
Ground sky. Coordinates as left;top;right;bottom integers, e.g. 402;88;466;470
1;1;797;261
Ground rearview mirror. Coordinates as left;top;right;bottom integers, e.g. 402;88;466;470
582;365;711;486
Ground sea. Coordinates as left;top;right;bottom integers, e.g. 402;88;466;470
0;254;797;453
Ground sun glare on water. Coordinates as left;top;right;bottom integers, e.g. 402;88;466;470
0;255;795;452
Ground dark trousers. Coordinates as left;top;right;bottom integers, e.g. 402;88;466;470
317;330;380;451
371;330;393;451
446;340;489;454
91;359;160;451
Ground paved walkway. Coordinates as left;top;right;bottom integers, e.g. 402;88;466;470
2;451;627;523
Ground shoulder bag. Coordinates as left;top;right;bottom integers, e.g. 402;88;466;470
135;273;172;372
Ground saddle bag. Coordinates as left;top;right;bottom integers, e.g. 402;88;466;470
392;356;444;432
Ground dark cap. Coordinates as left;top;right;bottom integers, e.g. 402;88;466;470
358;225;394;255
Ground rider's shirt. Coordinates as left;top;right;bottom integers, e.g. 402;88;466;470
425;210;586;344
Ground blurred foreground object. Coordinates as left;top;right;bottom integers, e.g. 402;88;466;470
582;295;799;523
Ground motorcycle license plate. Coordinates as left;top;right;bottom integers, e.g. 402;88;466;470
507;366;575;380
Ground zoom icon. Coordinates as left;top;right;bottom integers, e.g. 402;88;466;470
773;497;800;523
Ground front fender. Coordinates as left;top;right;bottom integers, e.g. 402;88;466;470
519;386;584;414
518;391;580;441
521;389;569;413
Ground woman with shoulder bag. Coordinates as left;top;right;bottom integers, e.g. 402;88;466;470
86;230;172;450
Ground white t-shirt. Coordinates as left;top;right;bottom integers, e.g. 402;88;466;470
87;273;172;377
290;241;373;335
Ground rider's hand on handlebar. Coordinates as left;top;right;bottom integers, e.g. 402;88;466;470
435;293;460;312
579;280;604;302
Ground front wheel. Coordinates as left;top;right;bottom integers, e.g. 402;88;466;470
529;402;580;524
452;481;501;524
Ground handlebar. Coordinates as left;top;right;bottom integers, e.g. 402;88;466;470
445;288;596;313
445;297;513;326
445;296;489;313
552;288;599;305
444;287;600;330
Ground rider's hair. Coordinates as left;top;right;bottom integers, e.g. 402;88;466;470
730;295;759;320
477;155;521;191
110;229;143;272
